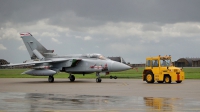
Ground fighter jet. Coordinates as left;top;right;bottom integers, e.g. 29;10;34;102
3;33;131;83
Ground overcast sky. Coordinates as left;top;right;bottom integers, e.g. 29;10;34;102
1;0;200;63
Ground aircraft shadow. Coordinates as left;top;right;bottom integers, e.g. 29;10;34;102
143;83;178;85
13;79;117;84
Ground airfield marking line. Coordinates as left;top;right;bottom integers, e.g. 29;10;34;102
122;82;128;86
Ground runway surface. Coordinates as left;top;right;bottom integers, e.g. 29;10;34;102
0;78;200;111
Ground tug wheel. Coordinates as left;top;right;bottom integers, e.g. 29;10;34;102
145;72;154;83
164;75;171;83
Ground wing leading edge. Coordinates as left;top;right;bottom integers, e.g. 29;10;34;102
1;58;69;67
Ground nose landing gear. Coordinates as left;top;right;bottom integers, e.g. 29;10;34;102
96;72;102;83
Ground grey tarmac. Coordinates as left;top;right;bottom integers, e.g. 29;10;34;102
0;78;200;111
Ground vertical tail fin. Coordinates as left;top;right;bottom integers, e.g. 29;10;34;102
20;33;54;59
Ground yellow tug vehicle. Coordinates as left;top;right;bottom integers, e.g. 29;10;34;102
143;55;184;83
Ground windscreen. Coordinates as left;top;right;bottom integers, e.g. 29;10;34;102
160;59;171;67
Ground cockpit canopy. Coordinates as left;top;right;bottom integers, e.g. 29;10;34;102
86;53;108;60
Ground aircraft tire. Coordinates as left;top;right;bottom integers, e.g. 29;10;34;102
48;76;54;83
110;76;113;79
114;76;117;79
70;75;75;82
96;78;102;83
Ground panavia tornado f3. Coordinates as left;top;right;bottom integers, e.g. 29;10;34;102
3;33;131;83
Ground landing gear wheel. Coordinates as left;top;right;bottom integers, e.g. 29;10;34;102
69;75;75;82
176;81;182;83
114;76;117;79
48;76;54;83
145;72;154;83
164;76;171;83
96;72;101;83
110;76;113;79
96;78;102;83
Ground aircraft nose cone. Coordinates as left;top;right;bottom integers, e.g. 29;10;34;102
110;62;132;72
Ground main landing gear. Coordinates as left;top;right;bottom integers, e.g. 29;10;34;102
68;74;75;82
48;76;54;83
96;72;102;83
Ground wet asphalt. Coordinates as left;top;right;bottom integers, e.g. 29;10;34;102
0;79;200;111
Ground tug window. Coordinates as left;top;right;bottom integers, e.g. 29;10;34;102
152;60;158;67
146;60;151;67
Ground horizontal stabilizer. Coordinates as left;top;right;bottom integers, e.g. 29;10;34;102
46;50;54;53
33;49;45;60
